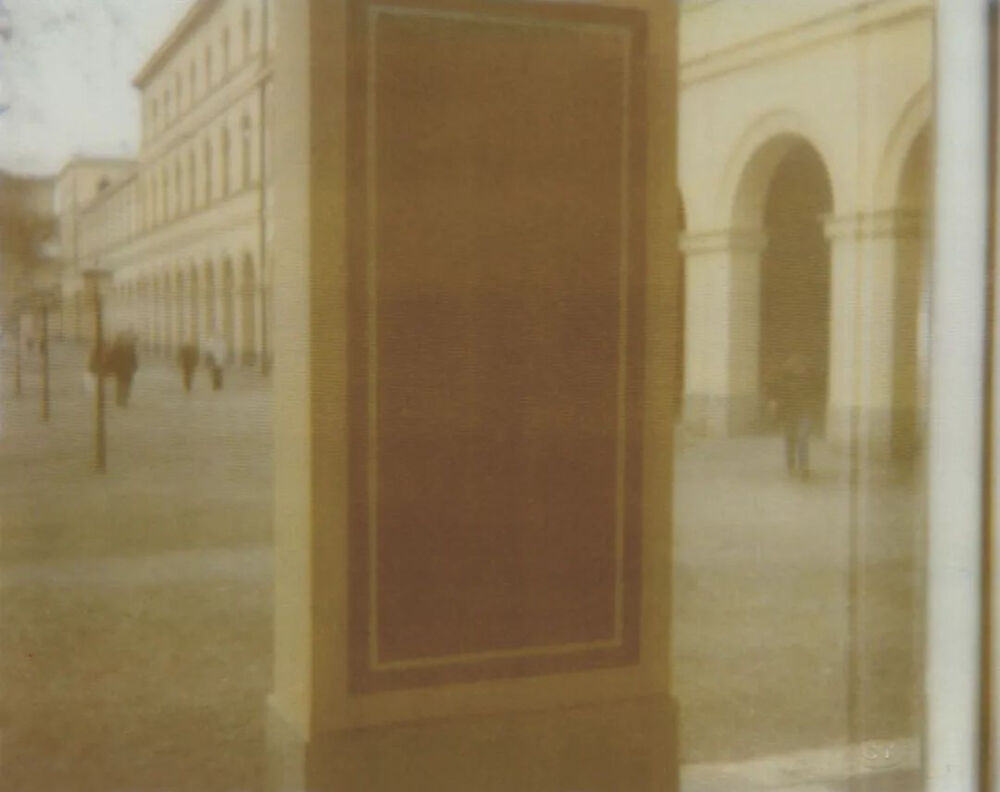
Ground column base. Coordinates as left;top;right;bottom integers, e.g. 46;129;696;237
268;693;678;792
683;393;762;437
825;405;925;463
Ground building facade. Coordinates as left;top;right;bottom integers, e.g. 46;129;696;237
57;0;931;457
61;0;275;369
0;170;57;336
677;0;932;458
53;157;136;340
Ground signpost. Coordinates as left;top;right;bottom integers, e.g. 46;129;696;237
30;287;59;422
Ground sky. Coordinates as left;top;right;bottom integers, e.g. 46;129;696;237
0;0;195;176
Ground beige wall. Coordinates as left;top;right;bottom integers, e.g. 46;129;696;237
59;0;933;454
678;0;933;455
63;0;273;359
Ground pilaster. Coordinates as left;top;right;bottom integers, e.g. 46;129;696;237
824;209;928;459
680;227;767;435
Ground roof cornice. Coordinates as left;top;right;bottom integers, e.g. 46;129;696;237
133;0;224;89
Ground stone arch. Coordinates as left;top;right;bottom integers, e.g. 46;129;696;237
728;130;835;425
875;84;932;210
718;109;839;229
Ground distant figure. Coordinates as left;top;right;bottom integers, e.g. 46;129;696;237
107;333;138;407
771;353;816;479
203;335;226;391
178;343;199;392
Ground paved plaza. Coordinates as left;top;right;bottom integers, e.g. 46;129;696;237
0;341;923;790
1;342;273;792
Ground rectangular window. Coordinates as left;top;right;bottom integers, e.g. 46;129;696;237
189;150;196;211
162;165;169;220
243;6;252;59
221;125;231;195
175;161;183;215
241;115;252;187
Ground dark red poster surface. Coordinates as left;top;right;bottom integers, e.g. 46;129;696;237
348;0;647;692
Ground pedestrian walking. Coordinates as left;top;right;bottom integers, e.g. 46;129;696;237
178;342;199;392
769;352;817;479
203;334;226;391
107;332;139;408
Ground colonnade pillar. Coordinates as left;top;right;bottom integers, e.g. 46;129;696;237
221;263;236;364
240;267;259;366
680;228;767;436
824;211;927;460
269;1;679;788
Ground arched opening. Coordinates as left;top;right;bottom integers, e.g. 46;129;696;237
241;255;257;365
189;265;200;345
892;124;931;459
204;262;216;337
757;140;834;430
175;270;186;347
164;273;175;354
222;258;236;363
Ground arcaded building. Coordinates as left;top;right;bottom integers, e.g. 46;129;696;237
59;0;931;456
61;0;275;368
678;0;932;458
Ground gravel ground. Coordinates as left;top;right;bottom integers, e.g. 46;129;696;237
1;342;272;792
0;341;924;789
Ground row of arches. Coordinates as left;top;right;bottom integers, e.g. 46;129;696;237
107;254;263;366
675;100;931;459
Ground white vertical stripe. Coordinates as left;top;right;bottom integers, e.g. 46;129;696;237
928;3;989;791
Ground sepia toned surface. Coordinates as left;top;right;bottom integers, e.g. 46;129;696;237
349;3;646;691
1;0;990;790
266;1;676;788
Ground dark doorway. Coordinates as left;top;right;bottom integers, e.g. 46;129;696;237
759;142;833;428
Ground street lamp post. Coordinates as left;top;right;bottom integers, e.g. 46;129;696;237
35;287;58;422
13;314;21;397
83;268;109;472
40;301;49;421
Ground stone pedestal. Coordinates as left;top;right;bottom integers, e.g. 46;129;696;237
270;1;679;789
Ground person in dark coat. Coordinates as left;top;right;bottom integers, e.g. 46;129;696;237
770;353;816;478
203;334;226;391
106;333;139;408
178;342;199;392
114;334;139;407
